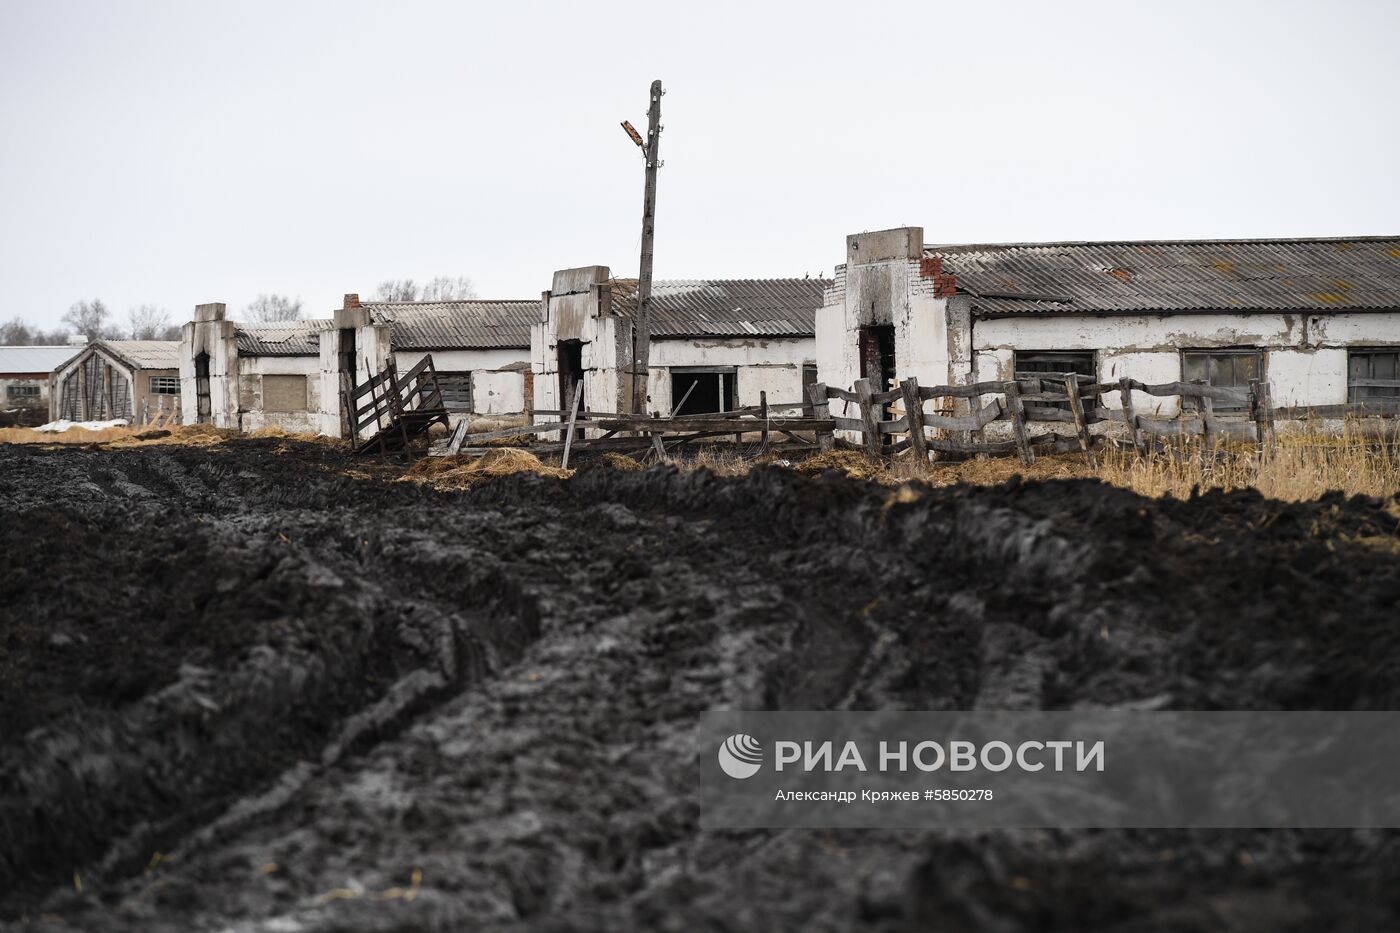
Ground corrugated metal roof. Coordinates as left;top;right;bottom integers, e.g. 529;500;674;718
0;345;82;375
364;300;538;350
98;340;180;369
609;278;828;338
234;322;328;356
924;236;1400;317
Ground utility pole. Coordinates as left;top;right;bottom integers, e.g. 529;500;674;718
621;79;663;414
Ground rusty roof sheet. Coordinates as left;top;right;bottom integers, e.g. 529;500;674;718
608;278;828;338
234;322;328;356
364;300;538;350
923;236;1400;317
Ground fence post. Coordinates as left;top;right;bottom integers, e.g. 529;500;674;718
759;390;770;454
1118;377;1143;457
1004;380;1034;465
1064;375;1097;467
900;377;928;463
1199;390;1214;467
806;382;835;452
855;378;882;458
1250;378;1274;455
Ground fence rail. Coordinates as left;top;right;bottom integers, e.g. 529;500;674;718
431;374;1400;463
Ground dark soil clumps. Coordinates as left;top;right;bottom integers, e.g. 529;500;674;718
2;439;1398;931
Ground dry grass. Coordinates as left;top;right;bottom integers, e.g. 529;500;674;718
402;448;573;490
667;422;1400;502
0;425;141;445
1093;422;1400;501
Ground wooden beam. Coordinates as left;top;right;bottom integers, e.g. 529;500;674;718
561;380;583;469
1064;374;1096;467
1004;381;1034;465
901;377;928;463
855;378;881;457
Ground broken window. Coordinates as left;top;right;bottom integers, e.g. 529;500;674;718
1014;350;1096;411
438;372;473;412
802;363;818;393
262;374;308;412
670;367;737;415
1348;349;1400;402
6;384;41;399
1182;349;1261;413
149;376;180;395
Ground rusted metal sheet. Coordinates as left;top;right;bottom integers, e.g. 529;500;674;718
922;237;1400;317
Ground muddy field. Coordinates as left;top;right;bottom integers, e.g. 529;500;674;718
3;438;1400;931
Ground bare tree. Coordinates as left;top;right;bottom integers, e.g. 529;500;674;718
61;299;117;342
242;293;303;323
374;278;419;302
126;304;173;340
0;317;34;345
419;275;477;301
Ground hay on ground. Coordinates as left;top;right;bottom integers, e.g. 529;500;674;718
403;448;572;489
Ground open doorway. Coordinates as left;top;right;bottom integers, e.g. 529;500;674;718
557;340;585;413
339;328;357;435
859;325;896;392
669;368;737;415
194;352;211;424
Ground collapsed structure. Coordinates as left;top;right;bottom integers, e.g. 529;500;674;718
530;267;826;419
818;228;1400;420
50;339;180;423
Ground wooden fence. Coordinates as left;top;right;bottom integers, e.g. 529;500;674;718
432;374;1400;465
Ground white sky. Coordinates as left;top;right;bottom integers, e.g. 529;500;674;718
2;0;1397;330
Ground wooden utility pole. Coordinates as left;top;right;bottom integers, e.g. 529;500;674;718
624;79;663;414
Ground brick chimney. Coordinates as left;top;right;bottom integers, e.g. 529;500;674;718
343;293;361;310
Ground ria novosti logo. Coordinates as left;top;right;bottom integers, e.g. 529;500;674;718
718;733;763;779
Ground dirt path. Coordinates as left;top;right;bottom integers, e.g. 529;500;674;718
3;440;1400;931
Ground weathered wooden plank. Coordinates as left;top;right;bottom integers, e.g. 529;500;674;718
446;419;469;455
1023;406;1077;423
879;414;910;435
870;387;902;405
1134;415;1257;439
855;378;882;457
917;380;1008;400
596;416;835;434
901;378;928;462
826;385;860;404
561;381;583;470
1119;376;1144;456
1127;380;1251;405
1004;380;1034;465
925;399;1003;432
1272;399;1400;419
1065;374;1097;467
807;382;835;452
832;415;864;433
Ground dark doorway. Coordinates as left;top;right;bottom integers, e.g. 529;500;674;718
669;369;737;415
858;325;896;393
339;329;357;435
194;352;211;424
558;340;585;413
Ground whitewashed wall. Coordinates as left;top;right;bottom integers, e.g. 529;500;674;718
971;311;1400;416
237;354;322;432
646;336;814;412
391;348;528;415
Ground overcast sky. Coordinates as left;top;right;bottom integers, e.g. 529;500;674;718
2;0;1397;331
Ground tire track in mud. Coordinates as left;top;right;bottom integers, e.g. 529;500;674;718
5;442;1400;931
